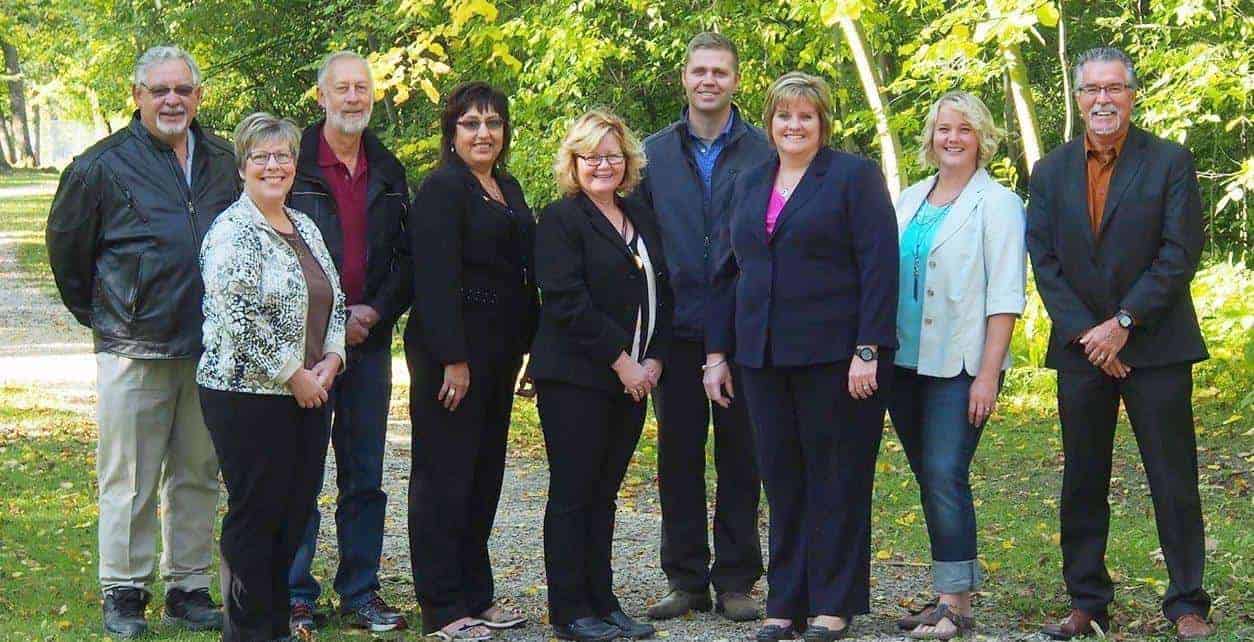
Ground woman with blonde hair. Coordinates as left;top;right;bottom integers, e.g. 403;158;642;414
529;109;674;641
889;90;1026;639
704;72;899;641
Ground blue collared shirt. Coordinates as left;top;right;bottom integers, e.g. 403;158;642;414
687;110;735;200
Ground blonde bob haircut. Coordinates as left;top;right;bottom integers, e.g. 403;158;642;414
553;109;647;196
232;112;301;172
917;91;1004;169
762;72;834;147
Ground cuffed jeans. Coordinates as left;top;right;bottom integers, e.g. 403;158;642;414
95;353;219;594
888;367;988;594
289;345;392;610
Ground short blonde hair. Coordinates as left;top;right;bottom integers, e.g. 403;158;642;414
553;109;646;196
917;91;1004;168
232;112;301;171
762;72;833;147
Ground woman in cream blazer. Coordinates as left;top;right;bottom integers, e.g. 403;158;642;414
888;91;1026;640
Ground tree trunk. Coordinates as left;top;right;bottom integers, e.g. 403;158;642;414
88;88;111;137
836;19;903;198
1003;71;1024;183
0;103;15;164
1;39;36;167
834;59;861;154
31;102;42;167
999;42;1043;172
1056;0;1075;141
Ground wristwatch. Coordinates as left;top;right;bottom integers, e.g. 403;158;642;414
855;346;878;362
1115;310;1134;330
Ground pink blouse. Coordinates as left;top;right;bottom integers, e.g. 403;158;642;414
765;188;787;236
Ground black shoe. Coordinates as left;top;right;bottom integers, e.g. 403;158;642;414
646;588;713;620
162;588;223;631
803;623;850;641
102;587;150;639
289;601;316;636
604;610;656;639
553;616;622;641
756;623;801;641
339;592;407;632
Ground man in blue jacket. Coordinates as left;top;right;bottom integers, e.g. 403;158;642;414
636;32;770;623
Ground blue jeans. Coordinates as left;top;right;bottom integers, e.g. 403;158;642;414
888;367;992;594
289;345;393;609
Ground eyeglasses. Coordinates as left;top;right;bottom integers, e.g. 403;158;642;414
1078;83;1130;97
577;154;626;167
140;83;198;98
246;151;295;166
456;118;505;132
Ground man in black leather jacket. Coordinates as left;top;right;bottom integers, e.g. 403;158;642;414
45;46;239;639
283;51;412;635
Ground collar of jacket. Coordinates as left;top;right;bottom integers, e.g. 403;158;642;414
675;104;749;152
295;120;398;187
895;166;995;251
127;111;215;155
236;190;300;235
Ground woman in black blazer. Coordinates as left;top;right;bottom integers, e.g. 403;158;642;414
404;82;539;641
704;72;899;642
529;109;673;642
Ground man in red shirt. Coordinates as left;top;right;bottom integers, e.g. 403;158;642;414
285;50;413;634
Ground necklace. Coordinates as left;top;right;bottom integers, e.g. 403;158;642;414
909;185;958;301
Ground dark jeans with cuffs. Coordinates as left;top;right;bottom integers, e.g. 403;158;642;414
289;345;392;610
199;386;330;642
888;367;991;594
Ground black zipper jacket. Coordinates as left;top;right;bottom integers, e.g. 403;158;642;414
46;113;240;358
287;122;413;352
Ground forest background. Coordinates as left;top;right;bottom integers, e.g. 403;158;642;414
1;0;1250;264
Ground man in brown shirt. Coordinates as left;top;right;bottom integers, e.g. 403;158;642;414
1027;47;1215;640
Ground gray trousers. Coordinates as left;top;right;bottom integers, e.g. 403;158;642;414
96;353;220;594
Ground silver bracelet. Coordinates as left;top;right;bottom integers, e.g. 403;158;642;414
701;359;727;371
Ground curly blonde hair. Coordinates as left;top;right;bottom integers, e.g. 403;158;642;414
553;109;647;196
917;91;1004;169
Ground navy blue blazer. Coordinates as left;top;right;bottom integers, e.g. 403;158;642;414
707;146;899;368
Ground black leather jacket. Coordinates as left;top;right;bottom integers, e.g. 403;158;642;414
287;122;412;352
46;114;240;358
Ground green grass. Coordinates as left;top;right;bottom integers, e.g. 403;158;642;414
2;169;1251;640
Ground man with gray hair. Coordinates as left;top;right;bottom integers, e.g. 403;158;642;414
46;45;239;638
285;50;411;634
1027;46;1215;640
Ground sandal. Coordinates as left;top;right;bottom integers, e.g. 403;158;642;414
906;603;975;640
427;617;492;641
898;600;939;630
477;602;526;629
756;622;801;641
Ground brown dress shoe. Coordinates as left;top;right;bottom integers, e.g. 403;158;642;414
1175;613;1215;640
1041;609;1109;640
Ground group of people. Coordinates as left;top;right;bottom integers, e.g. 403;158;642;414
44;29;1216;642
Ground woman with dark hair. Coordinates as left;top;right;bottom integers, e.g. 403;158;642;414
405;81;539;640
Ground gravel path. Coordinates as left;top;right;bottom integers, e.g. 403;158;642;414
2;178;1043;640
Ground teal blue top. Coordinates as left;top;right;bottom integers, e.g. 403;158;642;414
895;200;952;369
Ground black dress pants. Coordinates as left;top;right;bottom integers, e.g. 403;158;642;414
199;386;330;642
407;348;523;634
535;380;646;625
739;360;888;620
1057;363;1211;621
653;339;762;594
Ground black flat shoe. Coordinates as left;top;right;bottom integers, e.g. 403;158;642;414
604;610;655;639
803;623;851;641
756;623;801;641
553;616;622;641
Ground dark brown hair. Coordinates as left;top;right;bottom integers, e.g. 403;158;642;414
440;81;512;172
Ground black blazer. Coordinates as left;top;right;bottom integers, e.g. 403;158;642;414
288;123;412;351
528;192;674;394
1026;125;1208;370
707;146;899;368
404;161;540;366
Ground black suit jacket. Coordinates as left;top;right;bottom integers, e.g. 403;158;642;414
404;161;539;366
707;146;899;368
1026;125;1208;370
288;123;412;351
528;192;674;393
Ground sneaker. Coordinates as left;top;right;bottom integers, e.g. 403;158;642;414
340;593;407;632
102;587;150;639
290;601;316;636
163;587;223;631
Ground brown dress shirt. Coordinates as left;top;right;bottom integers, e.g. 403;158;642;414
1085;129;1128;237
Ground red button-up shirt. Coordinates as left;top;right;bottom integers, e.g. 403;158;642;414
318;128;369;305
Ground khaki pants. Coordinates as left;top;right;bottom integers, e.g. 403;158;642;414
96;353;220;593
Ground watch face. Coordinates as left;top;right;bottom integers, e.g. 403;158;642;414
1118;313;1132;328
858;347;875;361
